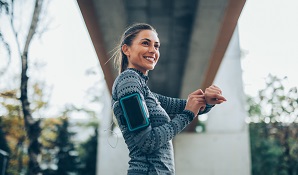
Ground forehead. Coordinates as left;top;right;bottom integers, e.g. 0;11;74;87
135;30;159;43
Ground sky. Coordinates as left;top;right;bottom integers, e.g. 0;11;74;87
238;0;298;95
0;0;101;117
1;0;298;117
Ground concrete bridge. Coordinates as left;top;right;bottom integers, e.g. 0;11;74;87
76;0;250;174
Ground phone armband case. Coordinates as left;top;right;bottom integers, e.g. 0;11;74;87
119;93;149;131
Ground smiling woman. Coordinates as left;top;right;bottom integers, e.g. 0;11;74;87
121;30;160;75
110;23;226;175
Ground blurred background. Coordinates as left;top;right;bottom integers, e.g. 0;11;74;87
0;0;297;175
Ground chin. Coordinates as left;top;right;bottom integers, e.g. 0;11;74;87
147;66;155;71
148;63;157;69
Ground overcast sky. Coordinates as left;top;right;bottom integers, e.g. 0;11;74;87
238;0;298;95
1;0;297;117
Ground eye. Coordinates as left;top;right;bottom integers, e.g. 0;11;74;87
154;44;160;49
141;41;149;46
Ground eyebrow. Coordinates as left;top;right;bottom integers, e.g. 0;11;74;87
141;38;160;44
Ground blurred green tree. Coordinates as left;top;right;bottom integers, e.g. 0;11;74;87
0;0;9;12
0;126;10;153
0;0;48;173
1;1;103;173
0;81;50;174
247;74;298;175
54;117;80;174
78;126;98;175
0;125;10;174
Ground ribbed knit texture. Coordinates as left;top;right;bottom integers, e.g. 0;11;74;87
112;68;213;175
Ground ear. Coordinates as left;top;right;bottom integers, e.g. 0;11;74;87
122;44;130;57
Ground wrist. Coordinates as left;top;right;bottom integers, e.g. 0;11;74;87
206;103;215;108
182;110;195;121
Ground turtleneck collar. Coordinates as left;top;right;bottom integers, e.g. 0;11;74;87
127;68;149;83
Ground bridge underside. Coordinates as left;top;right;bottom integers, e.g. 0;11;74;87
77;0;246;131
77;0;245;94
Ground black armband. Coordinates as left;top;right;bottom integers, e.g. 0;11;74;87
119;93;150;131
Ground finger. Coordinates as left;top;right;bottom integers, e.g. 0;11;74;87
197;98;206;103
211;94;227;101
200;106;206;112
191;94;205;99
206;86;222;94
188;96;204;103
189;98;205;105
208;84;221;90
190;89;204;95
206;85;220;91
205;88;220;95
211;84;220;89
212;99;225;104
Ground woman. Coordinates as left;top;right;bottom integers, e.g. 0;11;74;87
111;23;226;175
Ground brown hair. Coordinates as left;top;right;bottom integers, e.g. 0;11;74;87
112;23;157;74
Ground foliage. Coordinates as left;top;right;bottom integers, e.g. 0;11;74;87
0;81;50;174
247;74;298;175
0;81;100;174
0;99;99;175
39;117;61;174
1;1;102;173
55;117;80;174
78;127;98;175
0;0;47;173
0;126;10;153
0;90;28;175
0;67;101;175
0;0;9;14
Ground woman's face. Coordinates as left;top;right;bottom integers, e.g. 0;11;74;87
122;30;160;75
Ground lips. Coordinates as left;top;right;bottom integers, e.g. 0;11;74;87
144;56;155;62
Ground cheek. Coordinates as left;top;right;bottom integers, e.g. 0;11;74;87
156;52;160;60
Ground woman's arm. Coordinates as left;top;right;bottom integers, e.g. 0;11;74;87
152;93;186;114
113;99;195;154
152;92;214;115
112;70;198;154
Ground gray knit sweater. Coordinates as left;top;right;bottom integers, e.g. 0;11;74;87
112;68;213;175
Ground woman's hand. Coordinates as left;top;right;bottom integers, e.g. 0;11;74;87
205;85;227;105
185;89;206;115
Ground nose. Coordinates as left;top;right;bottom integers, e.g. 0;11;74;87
148;45;157;53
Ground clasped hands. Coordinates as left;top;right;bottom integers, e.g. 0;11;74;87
185;85;227;115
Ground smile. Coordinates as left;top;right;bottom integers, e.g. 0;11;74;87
144;56;155;62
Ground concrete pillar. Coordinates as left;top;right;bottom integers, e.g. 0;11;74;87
174;27;251;175
206;27;247;133
97;85;129;175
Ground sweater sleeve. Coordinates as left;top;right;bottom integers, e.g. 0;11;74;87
152;92;214;115
152;93;186;114
133;110;194;154
112;71;195;154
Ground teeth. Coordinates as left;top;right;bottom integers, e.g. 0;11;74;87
144;56;154;61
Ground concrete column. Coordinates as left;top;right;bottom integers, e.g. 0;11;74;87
206;26;247;133
174;27;251;175
97;85;129;175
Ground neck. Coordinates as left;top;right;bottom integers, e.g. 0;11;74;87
127;66;148;75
